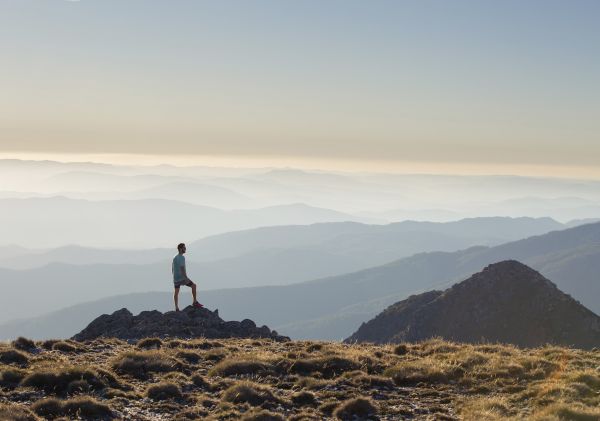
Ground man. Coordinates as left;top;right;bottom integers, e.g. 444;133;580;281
172;243;203;311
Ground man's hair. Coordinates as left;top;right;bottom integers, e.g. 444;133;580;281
177;243;185;251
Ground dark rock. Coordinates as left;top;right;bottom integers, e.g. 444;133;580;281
345;260;600;349
72;306;290;342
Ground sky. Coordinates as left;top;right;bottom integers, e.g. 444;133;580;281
1;0;599;175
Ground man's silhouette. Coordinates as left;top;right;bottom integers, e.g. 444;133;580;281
172;243;203;311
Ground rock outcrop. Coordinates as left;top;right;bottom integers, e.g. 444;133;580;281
345;260;600;348
72;306;290;342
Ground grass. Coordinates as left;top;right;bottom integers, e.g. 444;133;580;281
11;337;36;352
137;337;163;349
51;340;79;353
146;381;183;401
31;397;113;419
209;357;276;377
111;350;181;379
20;366;119;395
288;356;360;378
1;337;599;419
0;403;40;421
0;349;29;366
332;397;377;420
221;381;279;406
240;409;285;421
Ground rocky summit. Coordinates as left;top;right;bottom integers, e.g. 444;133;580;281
72;306;290;342
346;260;600;348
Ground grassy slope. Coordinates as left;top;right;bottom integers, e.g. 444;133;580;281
1;338;599;420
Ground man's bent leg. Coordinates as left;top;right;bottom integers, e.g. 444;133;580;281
191;282;197;303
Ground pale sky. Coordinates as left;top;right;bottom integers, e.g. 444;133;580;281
1;0;599;173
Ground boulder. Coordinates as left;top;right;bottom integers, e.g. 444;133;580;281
72;305;290;342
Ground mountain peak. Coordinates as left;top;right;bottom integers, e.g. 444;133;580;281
346;261;600;348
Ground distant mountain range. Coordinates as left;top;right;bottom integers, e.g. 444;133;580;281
345;261;600;349
0;216;564;269
0;197;368;248
0;217;566;323
1;221;599;341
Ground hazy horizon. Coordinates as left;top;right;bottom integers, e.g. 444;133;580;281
2;0;599;177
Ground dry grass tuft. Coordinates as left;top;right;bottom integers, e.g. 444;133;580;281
136;337;163;349
146;381;183;401
21;366;119;395
393;343;409;355
221;381;279;406
291;390;318;406
289;356;359;378
333;397;377;420
0;367;27;387
384;358;464;385
111;350;180;379
32;396;113;419
533;402;600;421
240;409;285;421
0;349;29;366
11;337;37;352
209;357;275;377
0;403;40;421
191;373;210;389
176;350;202;364
52;340;79;353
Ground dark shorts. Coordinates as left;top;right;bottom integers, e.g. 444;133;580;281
174;280;193;289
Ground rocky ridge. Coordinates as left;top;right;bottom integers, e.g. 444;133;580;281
72;306;290;342
346;260;600;348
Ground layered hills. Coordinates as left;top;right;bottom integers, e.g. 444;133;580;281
345;261;600;348
2;221;600;341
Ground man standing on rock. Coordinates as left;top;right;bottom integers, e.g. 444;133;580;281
173;243;203;311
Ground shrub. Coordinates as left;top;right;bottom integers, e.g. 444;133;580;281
384;359;464;385
146;381;183;401
221;382;278;406
0;368;27;387
176;350;202;364
0;349;29;366
343;372;394;388
62;397;113;418
192;340;224;350
137;337;163;349
209;358;275;377
393;344;409;355
0;403;40;421
31;398;64;418
112;351;180;379
333;397;377;420
52;341;78;353
291;391;317;406
40;339;59;350
12;337;37;352
21;367;110;395
191;374;210;389
319;401;339;417
204;349;228;361
289;356;359;378
166;339;183;348
32;397;113;419
240;409;285;421
534;402;600;420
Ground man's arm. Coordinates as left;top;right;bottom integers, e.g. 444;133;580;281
181;265;192;282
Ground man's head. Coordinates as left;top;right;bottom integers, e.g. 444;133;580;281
177;243;186;254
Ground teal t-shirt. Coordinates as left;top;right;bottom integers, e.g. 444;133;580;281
172;254;186;282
